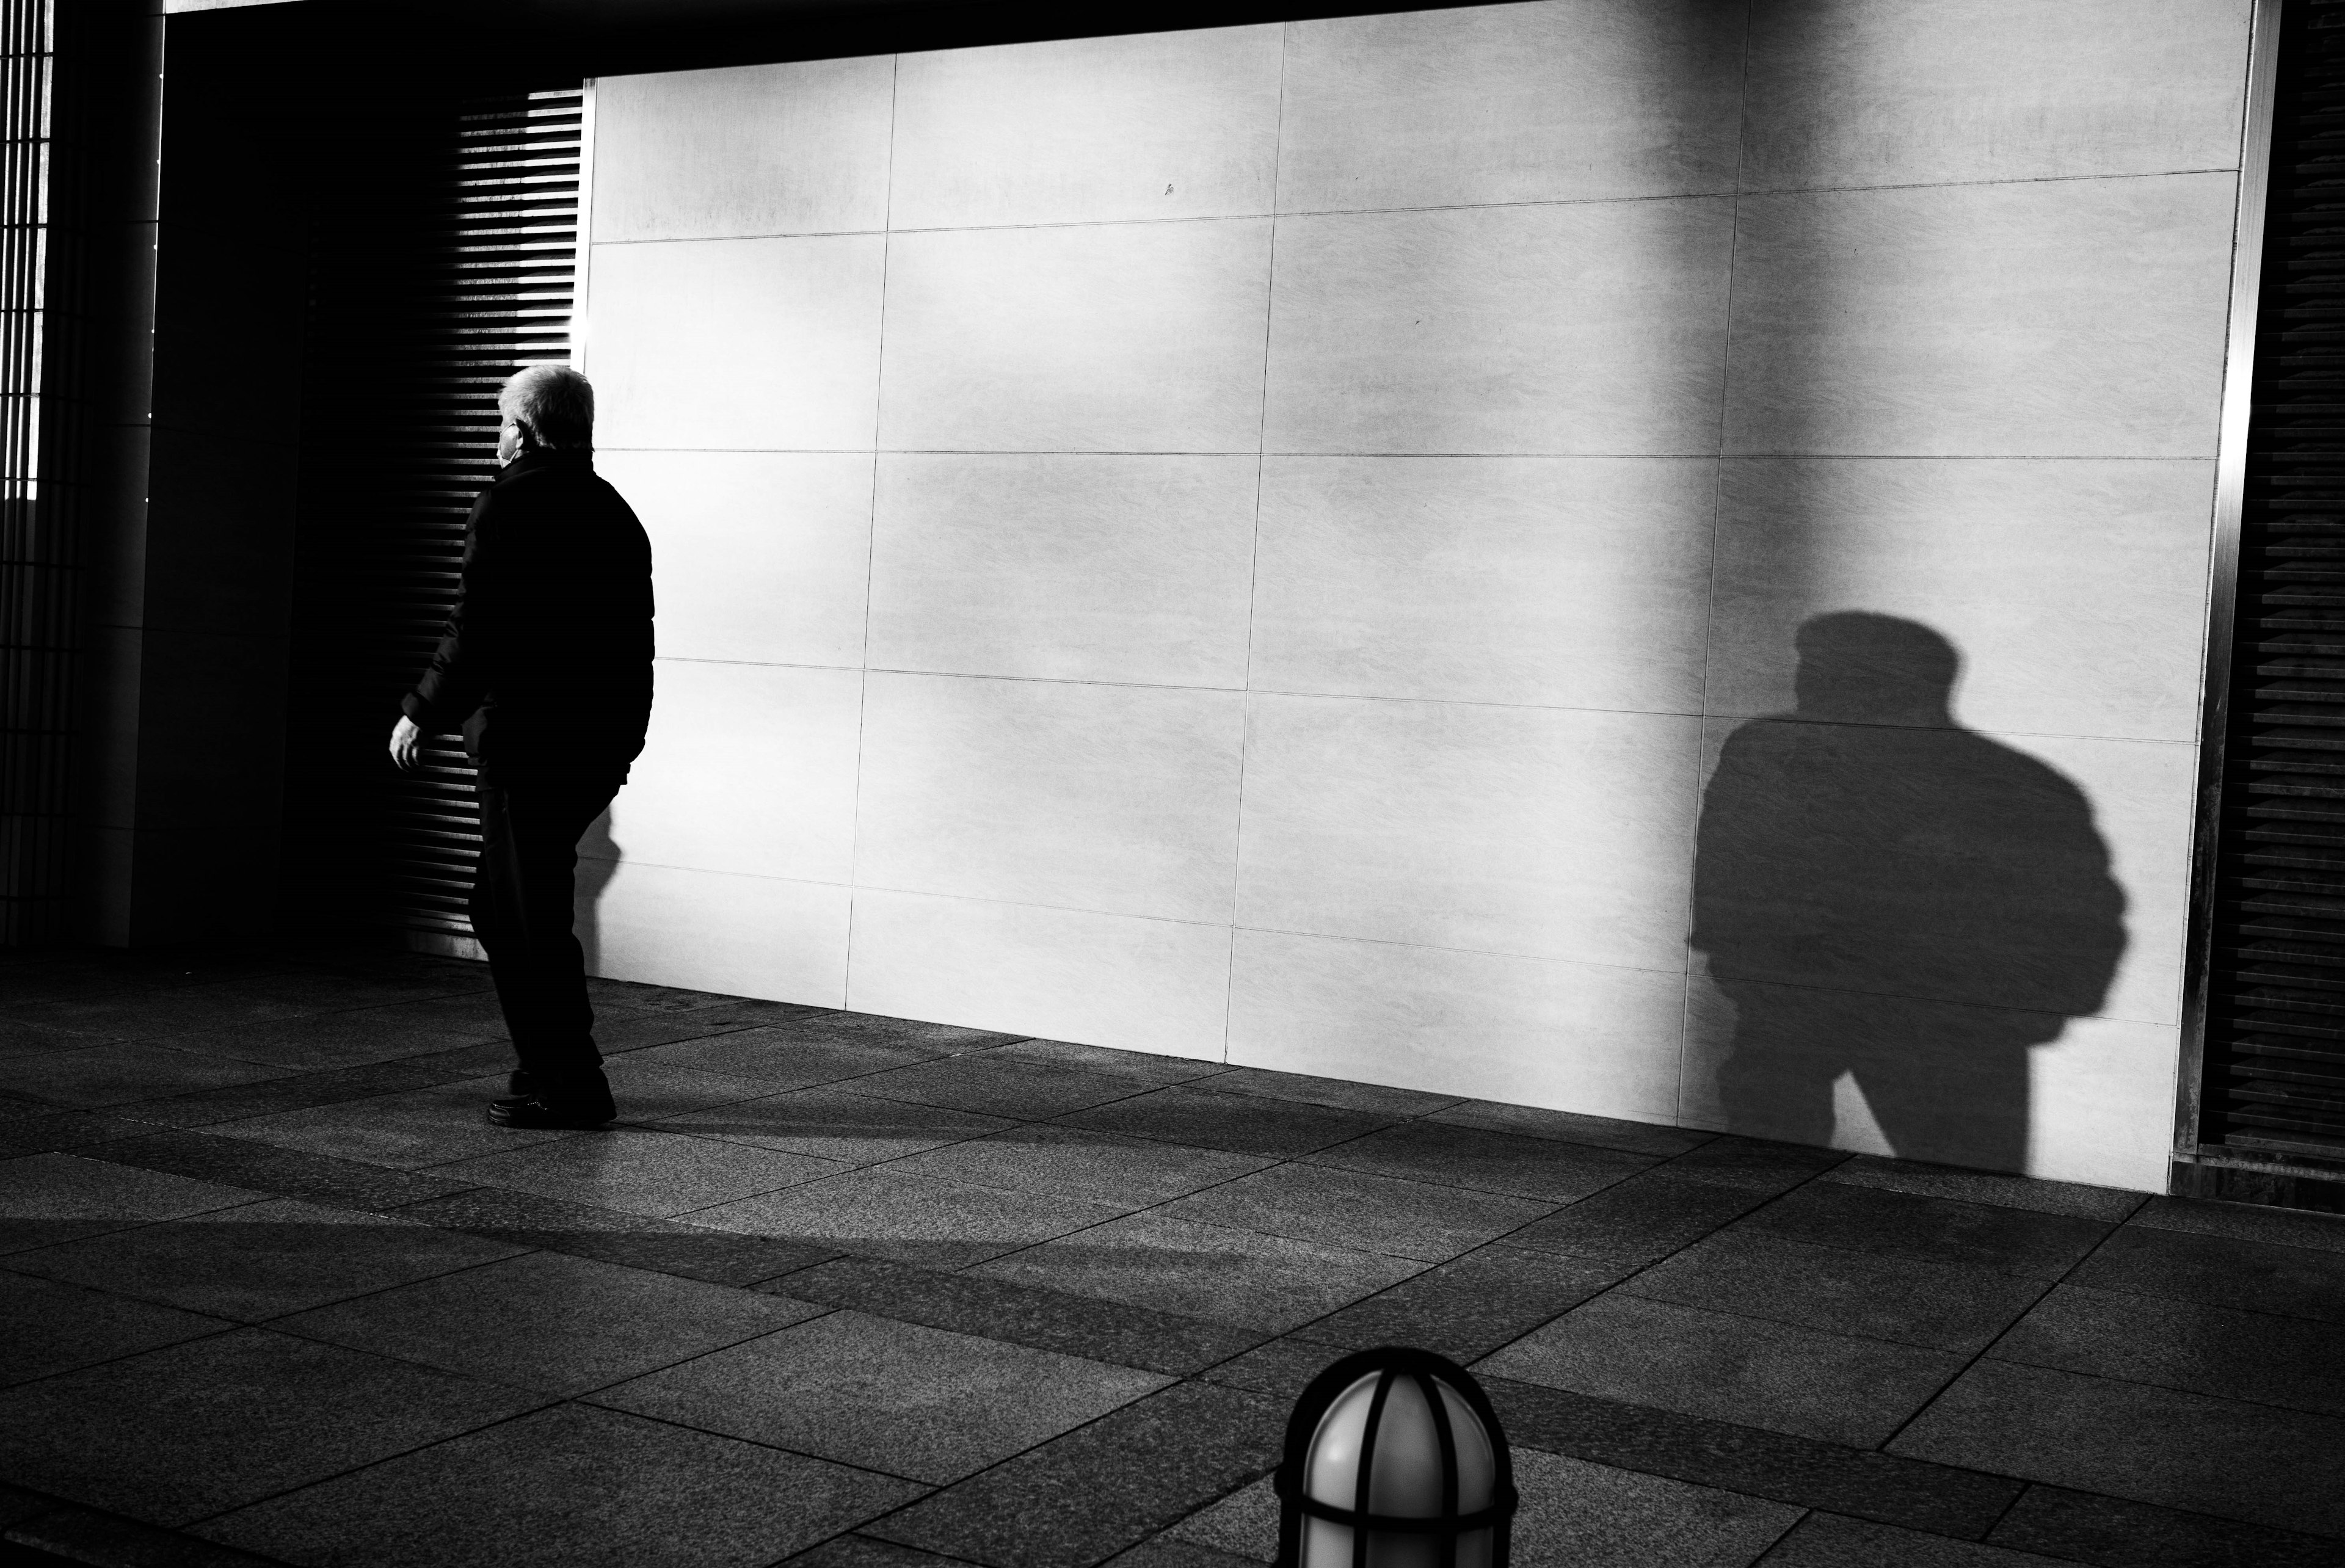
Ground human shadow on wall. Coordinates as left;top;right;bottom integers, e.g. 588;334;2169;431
1690;613;2127;1171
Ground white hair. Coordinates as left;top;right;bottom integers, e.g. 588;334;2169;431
498;364;594;449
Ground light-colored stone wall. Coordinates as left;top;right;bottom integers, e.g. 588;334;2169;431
576;0;2256;1190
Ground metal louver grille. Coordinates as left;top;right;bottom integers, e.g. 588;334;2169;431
2211;0;2345;1163
0;0;71;946
285;87;583;943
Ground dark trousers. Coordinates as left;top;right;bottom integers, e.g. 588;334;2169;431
470;778;620;1089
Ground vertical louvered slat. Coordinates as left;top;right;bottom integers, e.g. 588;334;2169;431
2210;0;2345;1163
283;87;581;944
0;0;69;948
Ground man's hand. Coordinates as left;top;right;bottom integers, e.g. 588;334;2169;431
389;715;423;771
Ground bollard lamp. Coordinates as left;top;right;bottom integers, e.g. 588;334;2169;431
1273;1346;1518;1568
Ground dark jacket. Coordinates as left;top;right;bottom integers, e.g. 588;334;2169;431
401;448;654;783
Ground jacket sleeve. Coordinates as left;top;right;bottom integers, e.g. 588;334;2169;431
400;489;501;733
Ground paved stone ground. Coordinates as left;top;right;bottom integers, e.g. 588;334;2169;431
2;942;2343;1568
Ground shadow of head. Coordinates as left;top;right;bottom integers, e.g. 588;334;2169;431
1691;613;2128;1171
1792;610;1958;727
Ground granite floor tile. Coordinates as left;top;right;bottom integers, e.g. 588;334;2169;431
0;985;319;1040
391;1038;521;1080
9;1503;297;1568
2127;1194;2345;1255
1507;1448;1803;1568
0;1267;230;1385
1161;1159;1554;1261
791;1538;979;1568
0;1018;117;1060
584;1006;794;1055
1056;1086;1391;1160
1652;1136;1849;1194
683;1167;1126;1269
651;1086;1017;1165
1736;1182;2113;1280
1301;1119;1657;1203
1194;1337;1348;1405
849;1054;1147;1120
1112;1539;1263;1568
78;1128;477;1213
1483;1376;2024;1541
1299;1243;1630;1362
195;1400;924;1568
968;1210;1424;1333
130;1059;463;1128
601;1055;815;1120
1990;1282;2345;1417
0;1109;167;1157
1483;1291;1965;1448
626;1027;937;1090
597;1307;1170;1484
1820;1156;2143;1222
0;1152;263;1255
1889;1359;2345;1538
1987;1484;2345;1568
9;1044;302;1111
880;1123;1271;1210
212;968;498;1015
1428;1099;1715;1158
2065;1222;2345;1324
866;1381;1285;1568
392;1185;836;1286
212;1076;581;1169
1507;1172;1772;1268
584;975;774;1011
773;1254;1265;1376
824;1014;1027;1055
277;1249;823;1396
0;1327;542;1526
995;1037;1227;1089
1623;1229;2050;1354
340;992;514;1039
425;1126;846;1216
1207;1065;1463;1118
5;1197;526;1322
1164;1476;1279;1562
150;1011;496;1072
1760;1511;2074;1567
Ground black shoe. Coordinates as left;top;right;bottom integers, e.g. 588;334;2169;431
486;1096;614;1130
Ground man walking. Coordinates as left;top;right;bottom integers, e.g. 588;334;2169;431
388;364;653;1129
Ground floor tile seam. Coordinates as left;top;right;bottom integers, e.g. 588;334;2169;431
1818;1171;2146;1228
2045;1270;2345;1329
0;1313;249;1396
2122;1210;2345;1259
233;1248;562;1341
0;1216;535;1327
834;1070;1169;1124
838;1130;1278;1214
164;1396;569;1537
3;1496;304;1568
1483;1414;2009;1532
1972;1338;2345;1428
1238;1132;1631;1212
1593;1274;2012;1362
1723;1211;2101;1285
1983;1484;2345;1559
933;1145;1470;1274
820;1374;1279;1543
578;1347;1180;1494
1867;1219;2096;1457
